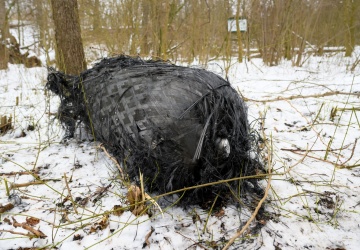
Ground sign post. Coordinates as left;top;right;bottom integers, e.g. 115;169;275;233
227;18;247;33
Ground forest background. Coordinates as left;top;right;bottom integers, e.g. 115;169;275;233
0;0;359;70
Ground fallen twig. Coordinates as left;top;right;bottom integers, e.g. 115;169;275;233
143;226;155;248
98;143;124;179
222;172;272;250
63;173;78;214
92;183;112;203
0;229;32;237
99;144;164;217
281;142;352;152
222;121;273;250
243;91;360;103
0;203;14;213
10;181;44;189
0;170;40;178
287;150;359;169
176;231;208;250
342;138;357;165
223;170;271;250
12;217;47;239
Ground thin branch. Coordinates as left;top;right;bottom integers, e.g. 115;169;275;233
10;181;44;189
243;91;360;103
0;203;14;213
99;144;163;217
287;150;359;169
63;173;78;214
0;170;40;179
176;231;208;250
144;226;155;248
0;229;30;237
12;217;47;239
98;143;124;179
222;171;272;250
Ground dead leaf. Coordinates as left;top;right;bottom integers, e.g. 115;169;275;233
73;234;83;241
92;184;111;203
127;185;147;216
26;217;40;226
127;185;142;205
77;196;90;206
90;214;109;233
3;217;11;225
112;205;124;216
214;209;225;218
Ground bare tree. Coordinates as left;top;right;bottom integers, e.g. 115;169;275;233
141;0;150;55
0;0;9;69
92;0;101;32
344;0;358;57
51;0;87;74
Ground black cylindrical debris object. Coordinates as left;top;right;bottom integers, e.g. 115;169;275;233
46;55;264;207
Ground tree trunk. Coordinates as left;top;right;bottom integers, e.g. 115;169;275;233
141;0;150;55
235;0;243;63
35;0;45;49
50;0;87;75
92;0;101;32
0;0;9;69
159;0;170;60
35;0;52;65
284;30;292;60
344;0;356;57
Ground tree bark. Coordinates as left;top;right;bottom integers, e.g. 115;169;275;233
159;0;170;60
235;0;243;63
92;0;101;32
50;0;87;75
141;0;150;55
344;0;357;57
0;0;9;69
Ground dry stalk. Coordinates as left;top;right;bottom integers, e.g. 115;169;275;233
287;150;359;169
92;183;112;203
222;162;272;250
138;133;303;205
63;173;78;214
98;143;124;179
243;91;360;103
0;229;32;238
99;143;163;217
281;143;352;152
341;138;357;165
144;226;155;248
222;107;273;250
10;181;44;189
0;170;40;178
176;231;209;250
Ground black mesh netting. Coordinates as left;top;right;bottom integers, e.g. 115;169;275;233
46;55;265;207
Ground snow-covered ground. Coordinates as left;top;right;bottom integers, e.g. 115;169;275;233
1;26;360;249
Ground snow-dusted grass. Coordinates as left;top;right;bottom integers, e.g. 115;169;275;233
1;48;360;250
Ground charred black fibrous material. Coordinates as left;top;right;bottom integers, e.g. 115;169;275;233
46;55;264;207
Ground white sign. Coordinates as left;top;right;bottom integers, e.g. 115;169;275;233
227;18;247;32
